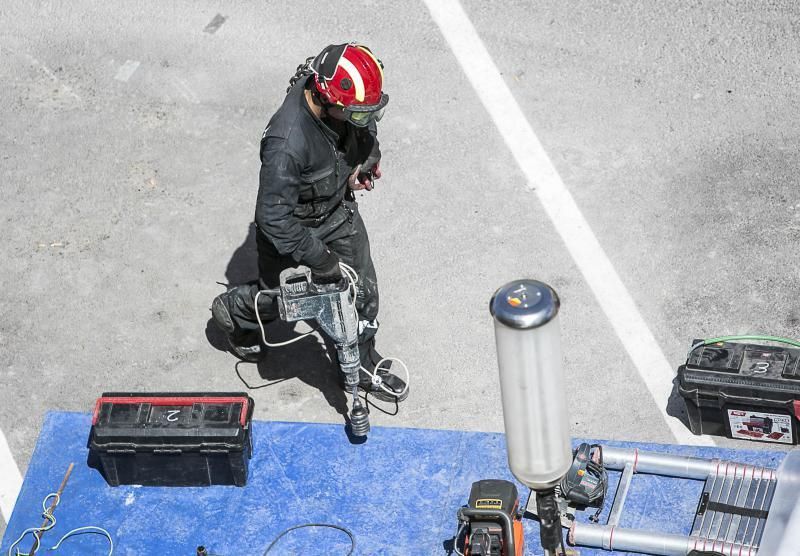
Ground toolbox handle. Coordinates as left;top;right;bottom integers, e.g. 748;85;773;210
718;391;800;421
719;390;796;408
458;508;516;556
153;448;183;455
718;391;761;404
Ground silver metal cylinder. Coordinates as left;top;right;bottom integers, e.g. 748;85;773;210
759;448;800;556
601;447;717;479
490;280;572;490
571;523;757;556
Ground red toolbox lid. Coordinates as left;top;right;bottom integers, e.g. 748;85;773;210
92;392;252;427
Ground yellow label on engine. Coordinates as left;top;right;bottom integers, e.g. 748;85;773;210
475;498;503;509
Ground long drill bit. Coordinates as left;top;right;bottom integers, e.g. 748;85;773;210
29;462;74;556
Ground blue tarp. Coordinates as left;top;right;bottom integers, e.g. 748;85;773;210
0;412;786;555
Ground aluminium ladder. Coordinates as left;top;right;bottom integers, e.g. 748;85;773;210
569;447;778;556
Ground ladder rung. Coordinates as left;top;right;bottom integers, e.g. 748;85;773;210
737;479;772;546
693;464;776;546
752;479;776;548
725;473;753;543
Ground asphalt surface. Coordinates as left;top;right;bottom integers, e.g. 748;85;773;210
2;0;799;542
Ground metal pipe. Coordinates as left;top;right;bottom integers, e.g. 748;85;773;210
570;522;758;556
602;447;718;479
607;462;634;526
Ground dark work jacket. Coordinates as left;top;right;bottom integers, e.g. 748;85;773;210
255;76;380;268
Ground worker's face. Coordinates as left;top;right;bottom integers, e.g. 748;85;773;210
325;105;349;123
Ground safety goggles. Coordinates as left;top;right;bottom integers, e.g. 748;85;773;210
341;93;389;127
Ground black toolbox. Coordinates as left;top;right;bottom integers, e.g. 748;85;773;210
88;392;254;486
678;340;800;444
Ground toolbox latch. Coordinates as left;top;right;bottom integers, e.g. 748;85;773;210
153;448;183;455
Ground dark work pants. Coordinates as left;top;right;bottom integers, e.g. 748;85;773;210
225;200;379;339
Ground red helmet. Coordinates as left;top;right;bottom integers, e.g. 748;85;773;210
310;43;389;126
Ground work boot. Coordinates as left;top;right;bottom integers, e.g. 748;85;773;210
211;290;264;363
211;290;237;333
355;337;408;403
226;331;263;363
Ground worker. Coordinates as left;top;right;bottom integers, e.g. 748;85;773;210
211;43;407;402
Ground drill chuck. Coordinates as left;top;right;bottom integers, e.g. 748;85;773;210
341;360;361;388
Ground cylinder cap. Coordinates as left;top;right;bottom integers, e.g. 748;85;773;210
490;279;560;329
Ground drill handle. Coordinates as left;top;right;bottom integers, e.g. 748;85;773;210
279;266;349;295
457;508;517;556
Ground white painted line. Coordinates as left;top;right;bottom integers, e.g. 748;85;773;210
423;0;713;446
115;60;141;82
0;427;23;521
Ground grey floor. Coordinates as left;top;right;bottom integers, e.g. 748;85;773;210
2;0;799;540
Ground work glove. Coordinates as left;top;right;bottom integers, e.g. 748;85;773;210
310;250;343;284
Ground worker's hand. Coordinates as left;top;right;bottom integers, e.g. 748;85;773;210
310;250;343;284
348;161;381;191
370;161;382;180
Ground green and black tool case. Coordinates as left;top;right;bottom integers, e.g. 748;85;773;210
678;340;800;445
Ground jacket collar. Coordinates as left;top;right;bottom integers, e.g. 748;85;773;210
298;76;342;143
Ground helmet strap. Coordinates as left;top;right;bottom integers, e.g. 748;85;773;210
309;84;332;108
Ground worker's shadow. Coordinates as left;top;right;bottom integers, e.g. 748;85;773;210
224;222;259;287
236;323;350;418
205;223;350;422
